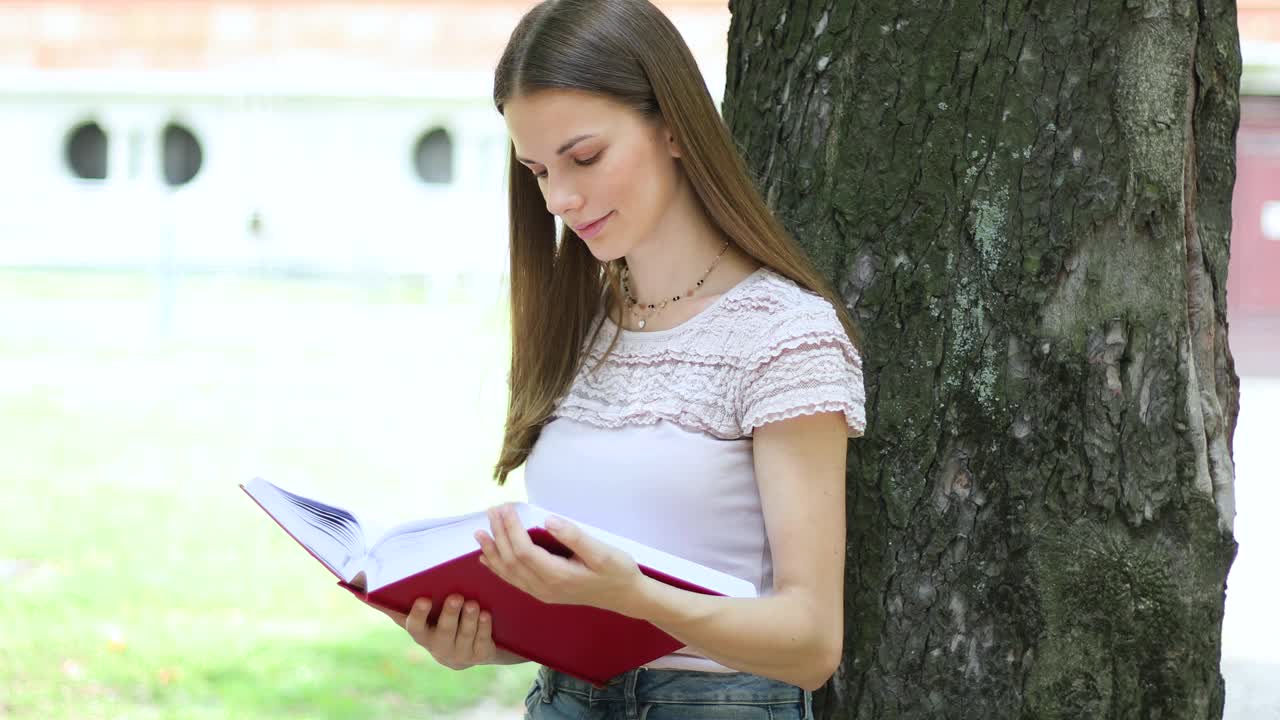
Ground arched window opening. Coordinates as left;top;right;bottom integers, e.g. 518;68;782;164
413;127;454;184
162;122;203;187
65;121;108;180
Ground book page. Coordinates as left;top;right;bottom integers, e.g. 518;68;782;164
368;510;488;553
364;511;494;589
242;477;366;581
363;503;758;599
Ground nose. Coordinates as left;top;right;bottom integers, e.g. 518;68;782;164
544;177;584;218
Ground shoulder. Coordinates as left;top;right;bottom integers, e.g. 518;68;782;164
729;268;866;438
718;267;853;361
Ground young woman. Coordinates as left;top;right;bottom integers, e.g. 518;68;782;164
377;0;866;716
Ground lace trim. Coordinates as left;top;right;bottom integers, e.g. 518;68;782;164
745;400;867;437
739;320;865;437
553;268;866;439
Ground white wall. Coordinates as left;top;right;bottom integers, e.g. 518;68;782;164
0;0;732;280
0;71;512;278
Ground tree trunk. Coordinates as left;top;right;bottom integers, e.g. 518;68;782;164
721;0;1242;717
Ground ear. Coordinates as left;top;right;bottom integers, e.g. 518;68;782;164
661;122;683;159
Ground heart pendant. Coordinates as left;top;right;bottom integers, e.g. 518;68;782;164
638;319;646;329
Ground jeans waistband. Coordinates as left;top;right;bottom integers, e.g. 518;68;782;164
537;665;811;708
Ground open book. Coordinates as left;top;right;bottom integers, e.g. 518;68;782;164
240;477;757;686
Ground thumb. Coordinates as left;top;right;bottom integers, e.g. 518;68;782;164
545;516;604;567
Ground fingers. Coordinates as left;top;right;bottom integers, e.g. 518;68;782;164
486;505;557;591
481;507;527;591
473;608;495;660
504;509;562;586
402;594;492;669
433;595;463;648
544;517;599;567
488;506;517;567
455;600;480;664
405;597;433;645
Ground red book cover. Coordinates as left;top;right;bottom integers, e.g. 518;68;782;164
241;483;739;687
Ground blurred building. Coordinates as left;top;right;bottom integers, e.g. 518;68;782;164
0;0;1276;348
1234;1;1280;373
0;0;729;279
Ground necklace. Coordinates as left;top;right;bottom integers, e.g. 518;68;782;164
619;240;730;330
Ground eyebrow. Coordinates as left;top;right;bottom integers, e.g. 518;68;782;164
515;134;597;165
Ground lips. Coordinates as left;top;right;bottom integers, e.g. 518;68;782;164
574;213;611;232
571;211;614;240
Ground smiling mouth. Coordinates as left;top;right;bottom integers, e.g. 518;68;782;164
575;213;611;232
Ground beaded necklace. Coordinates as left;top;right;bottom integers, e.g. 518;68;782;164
619;240;730;330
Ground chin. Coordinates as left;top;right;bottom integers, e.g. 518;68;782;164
581;240;627;264
592;250;627;264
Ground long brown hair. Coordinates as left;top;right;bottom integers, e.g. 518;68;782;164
490;0;861;485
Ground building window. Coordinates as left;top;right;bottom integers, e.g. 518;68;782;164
65;121;108;180
1263;201;1280;241
413;127;454;184
162;122;203;187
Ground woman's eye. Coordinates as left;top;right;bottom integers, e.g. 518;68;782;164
533;152;602;180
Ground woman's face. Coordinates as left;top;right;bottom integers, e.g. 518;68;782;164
503;88;682;262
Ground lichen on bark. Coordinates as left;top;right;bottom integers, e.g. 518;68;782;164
723;0;1241;716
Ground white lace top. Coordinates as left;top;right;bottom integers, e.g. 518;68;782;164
523;265;866;672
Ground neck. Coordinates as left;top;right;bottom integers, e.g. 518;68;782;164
619;176;745;303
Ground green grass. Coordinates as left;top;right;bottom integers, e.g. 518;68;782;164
0;269;537;719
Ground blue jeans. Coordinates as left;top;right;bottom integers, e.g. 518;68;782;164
522;664;814;719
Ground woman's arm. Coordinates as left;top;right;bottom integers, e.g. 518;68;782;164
476;410;850;691
620;411;848;691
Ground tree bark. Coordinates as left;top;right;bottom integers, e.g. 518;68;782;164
721;0;1242;717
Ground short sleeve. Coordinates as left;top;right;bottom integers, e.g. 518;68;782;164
737;302;866;438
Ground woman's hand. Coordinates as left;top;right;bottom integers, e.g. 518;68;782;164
474;504;646;617
371;594;504;670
